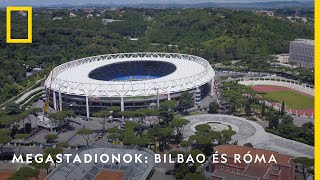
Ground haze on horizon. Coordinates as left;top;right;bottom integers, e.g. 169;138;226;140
0;0;314;6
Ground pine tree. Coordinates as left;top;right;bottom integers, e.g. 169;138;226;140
274;113;279;129
268;110;275;128
244;99;251;116
261;102;266;117
280;100;285;116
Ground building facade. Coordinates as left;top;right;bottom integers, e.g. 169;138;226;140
289;39;314;68
207;145;295;180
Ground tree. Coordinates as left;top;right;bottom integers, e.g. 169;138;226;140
148;125;173;152
8;167;39;180
121;122;139;146
158;127;174;151
0;129;12;153
159;110;174;127
261;102;266;117
281;114;293;125
208;102;219;114
0;115;16;129
280;100;285;116
268;110;277;129
159;100;176;112
7;176;28;180
189;130;217;156
77;128;94;148
6;102;21;115
195;124;211;135
294;157;314;180
183;173;206;180
107;106;120;118
48;111;75;132
175;163;191;179
171;117;189;143
56;141;69;148
48;111;75;124
136;134;150;147
170;150;185;159
14;134;30;154
244;143;253;147
187;149;204;162
107;127;122;142
179;92;193;113
148;126;160;152
218;129;236;145
44;134;58;143
136;108;160;126
30;159;50;175
274;113;279;129
159;100;176;127
180;140;191;153
119;110;136;122
44;147;63;167
92;110;111;132
244;99;252;116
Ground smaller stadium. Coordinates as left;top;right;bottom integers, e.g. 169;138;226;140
238;77;314;117
252;85;314;117
45;147;155;180
44;53;216;117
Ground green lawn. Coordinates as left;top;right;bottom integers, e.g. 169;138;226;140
264;90;314;110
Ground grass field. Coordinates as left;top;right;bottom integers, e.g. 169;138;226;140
264;90;314;110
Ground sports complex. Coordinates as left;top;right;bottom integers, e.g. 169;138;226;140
238;77;314;117
44;53;216;117
45;146;155;180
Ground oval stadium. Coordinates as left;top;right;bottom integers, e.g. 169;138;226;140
44;53;216;117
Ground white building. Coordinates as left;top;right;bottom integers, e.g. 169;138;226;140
87;14;94;18
101;19;122;25
53;17;63;21
69;12;76;17
273;54;289;63
289;39;314;68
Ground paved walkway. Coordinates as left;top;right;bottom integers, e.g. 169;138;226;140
15;86;44;104
0;78;45;108
184;114;314;158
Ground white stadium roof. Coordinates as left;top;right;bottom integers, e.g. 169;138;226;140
44;52;215;97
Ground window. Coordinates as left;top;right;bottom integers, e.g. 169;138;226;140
226;167;230;171
232;169;235;173
221;166;224;170
237;170;241;174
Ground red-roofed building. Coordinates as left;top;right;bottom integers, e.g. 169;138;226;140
208;145;295;180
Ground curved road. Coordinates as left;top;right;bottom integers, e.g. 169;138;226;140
184;114;314;158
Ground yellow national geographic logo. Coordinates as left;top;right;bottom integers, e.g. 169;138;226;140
6;6;32;43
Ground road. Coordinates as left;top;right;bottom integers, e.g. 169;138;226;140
184;114;314;158
15;86;44;104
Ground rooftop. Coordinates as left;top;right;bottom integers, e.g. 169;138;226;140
214;145;294;179
212;170;258;180
45;147;155;180
291;39;314;45
215;145;293;165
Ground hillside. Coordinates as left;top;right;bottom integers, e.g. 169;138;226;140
0;8;314;103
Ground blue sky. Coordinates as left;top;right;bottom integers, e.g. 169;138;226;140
0;0;314;6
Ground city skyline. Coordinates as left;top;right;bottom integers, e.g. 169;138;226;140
0;0;314;6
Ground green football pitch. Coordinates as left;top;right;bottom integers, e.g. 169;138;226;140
263;90;314;110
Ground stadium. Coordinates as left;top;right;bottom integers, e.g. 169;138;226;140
44;53;215;117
